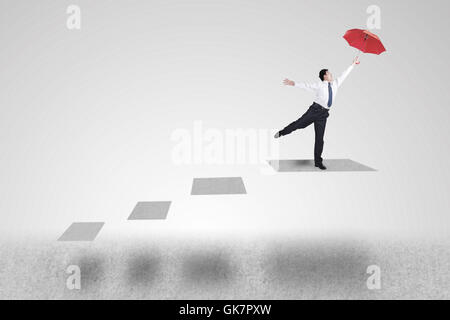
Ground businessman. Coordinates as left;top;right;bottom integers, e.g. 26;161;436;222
274;57;359;170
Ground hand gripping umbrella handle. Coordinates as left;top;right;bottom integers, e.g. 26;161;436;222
355;49;361;64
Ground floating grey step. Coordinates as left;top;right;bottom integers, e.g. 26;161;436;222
191;177;247;195
58;222;105;242
128;201;171;220
268;159;376;172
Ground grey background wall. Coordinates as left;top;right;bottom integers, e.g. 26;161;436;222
0;0;449;299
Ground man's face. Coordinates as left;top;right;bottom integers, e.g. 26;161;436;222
324;71;333;82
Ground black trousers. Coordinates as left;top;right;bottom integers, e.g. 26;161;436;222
279;102;329;164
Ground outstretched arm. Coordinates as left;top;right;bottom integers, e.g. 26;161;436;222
335;56;359;88
283;78;319;92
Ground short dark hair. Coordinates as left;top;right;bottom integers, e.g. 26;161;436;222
319;69;328;81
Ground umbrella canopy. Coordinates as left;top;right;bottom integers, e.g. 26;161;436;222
343;29;386;55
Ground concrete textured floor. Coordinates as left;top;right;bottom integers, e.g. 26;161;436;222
0;236;448;299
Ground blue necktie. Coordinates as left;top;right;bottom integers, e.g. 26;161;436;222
327;82;333;108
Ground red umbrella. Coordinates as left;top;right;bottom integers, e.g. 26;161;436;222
343;29;386;62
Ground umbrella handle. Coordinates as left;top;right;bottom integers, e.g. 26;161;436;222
355;49;361;64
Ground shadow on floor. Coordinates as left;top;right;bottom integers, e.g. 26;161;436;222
125;251;162;287
70;254;106;291
181;250;236;287
262;240;373;295
57;239;376;298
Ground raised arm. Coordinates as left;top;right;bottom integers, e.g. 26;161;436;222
335;56;359;87
283;78;320;92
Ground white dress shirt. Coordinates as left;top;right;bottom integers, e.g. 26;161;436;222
294;64;354;109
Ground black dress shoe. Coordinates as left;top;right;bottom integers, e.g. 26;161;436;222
315;163;327;170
